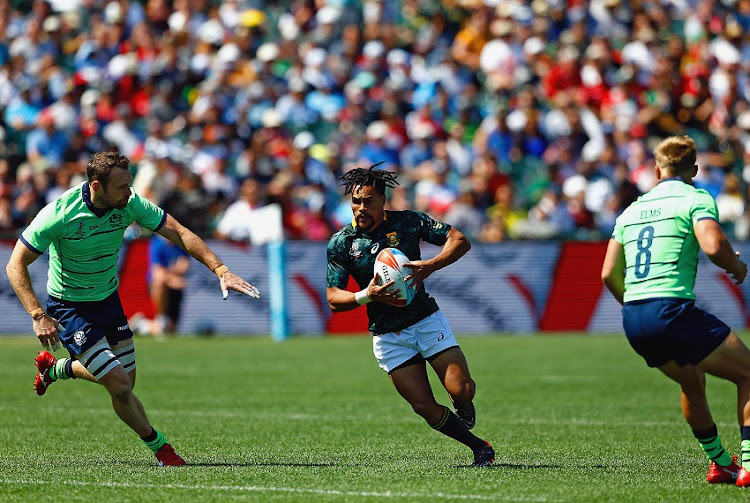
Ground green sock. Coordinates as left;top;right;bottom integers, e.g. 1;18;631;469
50;358;74;381
694;425;733;466
142;429;167;453
741;440;750;470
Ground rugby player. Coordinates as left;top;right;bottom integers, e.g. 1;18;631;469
6;151;260;466
326;164;494;467
602;136;750;486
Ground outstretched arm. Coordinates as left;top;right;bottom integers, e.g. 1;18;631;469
403;227;471;290
157;213;260;299
601;239;626;305
695;218;747;285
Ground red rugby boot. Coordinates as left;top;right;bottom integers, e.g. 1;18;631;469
736;466;750;487
33;351;57;396
707;456;739;484
155;443;186;466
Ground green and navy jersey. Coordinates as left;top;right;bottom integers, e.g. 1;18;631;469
327;210;451;334
21;182;166;302
612;177;718;303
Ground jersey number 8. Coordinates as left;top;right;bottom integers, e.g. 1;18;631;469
634;225;654;279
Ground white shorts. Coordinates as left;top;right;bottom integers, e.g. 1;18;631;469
372;311;458;373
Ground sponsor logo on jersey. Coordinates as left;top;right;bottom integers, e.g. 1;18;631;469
109;213;124;225
117;324;129;331
370;243;380;254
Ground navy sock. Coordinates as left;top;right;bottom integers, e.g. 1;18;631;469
430;406;485;451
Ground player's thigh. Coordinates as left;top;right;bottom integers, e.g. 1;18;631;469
696;332;750;383
97;364;133;396
110;337;137;385
389;360;437;407
76;338;130;392
658;361;706;395
429;347;473;392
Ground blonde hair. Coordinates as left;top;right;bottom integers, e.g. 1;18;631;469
653;135;697;176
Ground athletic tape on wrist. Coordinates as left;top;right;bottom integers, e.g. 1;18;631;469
354;289;372;305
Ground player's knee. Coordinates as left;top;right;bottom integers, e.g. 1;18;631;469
410;399;440;419
103;374;134;401
733;371;750;388
446;378;475;403
110;385;135;405
455;379;476;402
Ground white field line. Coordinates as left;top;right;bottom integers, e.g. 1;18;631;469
0;404;732;428
0;478;548;502
0;404;736;429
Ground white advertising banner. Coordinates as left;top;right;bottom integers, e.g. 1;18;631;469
420;242;561;333
174;241;563;335
2;239;749;336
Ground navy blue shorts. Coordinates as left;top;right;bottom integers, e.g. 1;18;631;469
622;298;730;368
46;291;134;357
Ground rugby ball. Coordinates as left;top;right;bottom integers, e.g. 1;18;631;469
374;247;416;307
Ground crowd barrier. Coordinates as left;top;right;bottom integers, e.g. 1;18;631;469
0;239;748;335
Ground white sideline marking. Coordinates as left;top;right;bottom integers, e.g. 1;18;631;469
0;479;547;502
0;404;738;428
2;404;740;429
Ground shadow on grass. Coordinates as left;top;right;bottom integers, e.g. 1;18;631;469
185;461;340;468
106;459;341;468
455;462;564;469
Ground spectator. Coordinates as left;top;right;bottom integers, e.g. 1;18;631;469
26;108;69;169
0;0;749;245
214;177;266;243
148;233;190;336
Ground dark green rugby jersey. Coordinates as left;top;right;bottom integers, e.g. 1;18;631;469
611;177;718;303
326;210;451;334
21;182;166;302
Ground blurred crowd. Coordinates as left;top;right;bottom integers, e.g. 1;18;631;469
2;0;750;243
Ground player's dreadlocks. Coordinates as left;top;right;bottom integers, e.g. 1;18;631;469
339;162;399;196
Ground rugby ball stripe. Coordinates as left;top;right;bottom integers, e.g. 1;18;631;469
379;248;401;272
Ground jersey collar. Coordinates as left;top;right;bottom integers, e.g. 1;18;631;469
658;176;687;184
82;183;110;218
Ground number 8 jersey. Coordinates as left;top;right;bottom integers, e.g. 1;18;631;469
612;177;719;303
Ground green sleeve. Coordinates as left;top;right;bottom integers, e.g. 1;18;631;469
20;202;61;254
612;211;624;244
128;191;166;231
326;234;350;289
414;211;451;245
689;189;719;224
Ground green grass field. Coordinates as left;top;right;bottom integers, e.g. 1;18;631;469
2;333;750;502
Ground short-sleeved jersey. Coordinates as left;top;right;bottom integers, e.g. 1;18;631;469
612;178;718;303
327;210;451;334
21;182;166;302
